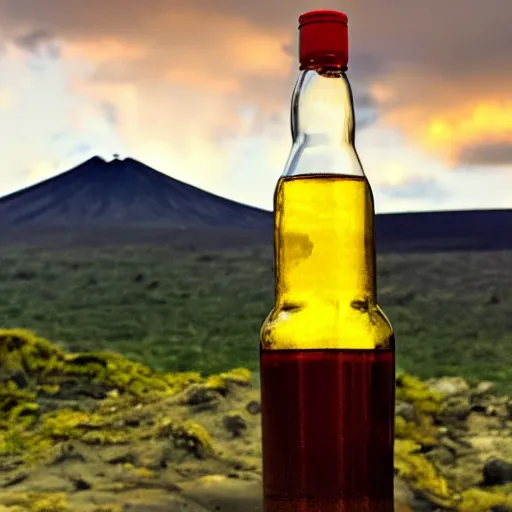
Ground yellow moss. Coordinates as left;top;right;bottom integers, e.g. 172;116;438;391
219;367;252;385
0;428;28;455
1;493;69;512
159;418;215;458
40;410;103;439
162;371;203;392
65;351;172;395
394;439;456;509
204;367;252;392
0;329;203;406
396;373;444;415
0;329;65;377
1;409;109;459
38;384;59;395
0;329;229;462
198;474;227;484
394;373;442;452
22;439;53;466
203;375;225;390
81;429;132;445
30;493;69;512
93;506;124;512
9;403;39;423
395;415;438;448
0;381;36;422
130;466;155;479
458;488;512;512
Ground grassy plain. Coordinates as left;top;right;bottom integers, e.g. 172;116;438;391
0;244;511;391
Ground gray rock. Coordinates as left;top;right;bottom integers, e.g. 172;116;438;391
483;458;512;486
395;401;416;422
428;377;470;397
181;476;262;512
438;396;472;426
474;381;495;395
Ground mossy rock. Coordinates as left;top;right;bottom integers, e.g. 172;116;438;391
394;439;457;509
396;373;444;416
0;329;204;400
395;373;443;450
0;492;69;511
0;329;250;464
458;487;512;512
158;418;215;459
2;329;512;512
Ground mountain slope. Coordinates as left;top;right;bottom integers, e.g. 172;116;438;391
1;156;511;252
0;156;271;229
375;209;512;252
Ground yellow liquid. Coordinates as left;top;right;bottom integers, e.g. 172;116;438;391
261;174;394;351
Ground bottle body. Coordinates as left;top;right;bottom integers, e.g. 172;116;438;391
259;57;395;512
260;347;394;512
262;172;393;351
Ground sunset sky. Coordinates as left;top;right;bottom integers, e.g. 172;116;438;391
0;0;511;213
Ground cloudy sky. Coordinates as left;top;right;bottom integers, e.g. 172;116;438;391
0;0;511;213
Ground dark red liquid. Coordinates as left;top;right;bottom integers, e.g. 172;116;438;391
260;348;395;512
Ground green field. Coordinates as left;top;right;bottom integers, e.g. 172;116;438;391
1;244;511;392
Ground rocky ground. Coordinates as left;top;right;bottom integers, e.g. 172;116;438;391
1;329;512;512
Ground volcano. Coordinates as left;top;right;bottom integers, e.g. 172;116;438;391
0;156;271;229
0;156;511;252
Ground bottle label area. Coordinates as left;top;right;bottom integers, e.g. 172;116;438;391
260;348;395;512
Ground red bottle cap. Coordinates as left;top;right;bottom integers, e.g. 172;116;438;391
298;10;349;70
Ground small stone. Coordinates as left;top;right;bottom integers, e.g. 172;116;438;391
438;396;472;425
180;477;262;512
246;401;261;415
104;450;139;466
426;445;454;466
179;385;221;411
483;458;512;486
474;381;494;395
428;377;470;397
223;414;247;438
439;435;473;457
486;405;499;417
395;401;415;422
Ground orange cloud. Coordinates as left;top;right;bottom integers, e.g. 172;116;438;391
431;102;512;152
0;0;511;204
165;68;240;94
383;98;512;167
63;38;148;62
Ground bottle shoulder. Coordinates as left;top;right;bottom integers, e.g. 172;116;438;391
282;143;364;180
261;301;394;351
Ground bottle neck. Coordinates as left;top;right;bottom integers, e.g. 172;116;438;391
282;69;363;179
274;68;376;307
